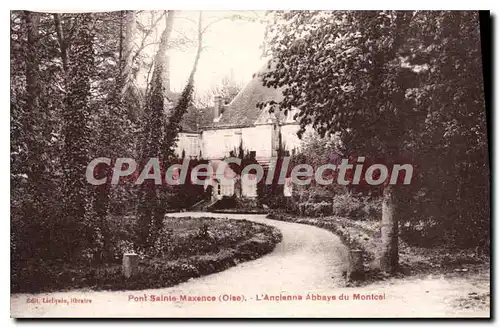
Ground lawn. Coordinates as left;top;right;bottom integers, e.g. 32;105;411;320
11;216;282;293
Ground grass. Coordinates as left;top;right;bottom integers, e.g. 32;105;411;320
11;216;282;293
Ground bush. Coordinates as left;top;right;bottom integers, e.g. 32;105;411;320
207;195;238;210
297;201;333;217
257;182;286;209
397;186;490;251
167;184;206;210
267;190;381;220
11;217;283;293
400;219;446;247
331;193;381;220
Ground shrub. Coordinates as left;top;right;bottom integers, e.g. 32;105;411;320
400;219;445;247
11;217;283;293
266;189;381;220
331;193;381;220
207;195;238;210
297;201;333;217
167;184;205;210
257;182;286;209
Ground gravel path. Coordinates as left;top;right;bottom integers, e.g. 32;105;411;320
10;212;489;318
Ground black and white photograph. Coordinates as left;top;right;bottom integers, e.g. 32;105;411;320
9;9;491;318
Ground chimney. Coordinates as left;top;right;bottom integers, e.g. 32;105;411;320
213;95;223;121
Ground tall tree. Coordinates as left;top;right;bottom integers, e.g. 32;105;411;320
61;13;95;260
163;11;203;161
89;11;139;261
194;72;244;108
136;11;176;250
11;11;67;260
261;11;487;272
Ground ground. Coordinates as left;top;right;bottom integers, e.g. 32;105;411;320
10;212;490;318
11;216;281;293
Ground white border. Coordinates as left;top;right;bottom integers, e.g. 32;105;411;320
2;1;497;327
3;0;496;10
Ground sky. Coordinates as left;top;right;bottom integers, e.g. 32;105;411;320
137;11;268;101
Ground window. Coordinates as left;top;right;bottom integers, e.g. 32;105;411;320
221;180;234;196
242;174;258;198
189;137;198;157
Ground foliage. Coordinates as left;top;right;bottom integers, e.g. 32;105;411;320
11;217;282;293
208;195;238;210
10;10;202;275
331;193;382;220
195;73;244;107
297;201;333;217
260;11;489;268
257;131;287;207
166;157;210;210
135;11;204;252
11;11;69;265
268;212;489;286
135;64;168;250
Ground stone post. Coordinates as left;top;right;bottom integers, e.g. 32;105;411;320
348;249;365;281
122;253;139;278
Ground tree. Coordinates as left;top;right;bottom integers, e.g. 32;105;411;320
11;10;188;264
11;11;89;264
135;11;209;251
60;13;96;260
88;11;141;261
194;72;244;108
261;11;488;272
11;11;65;262
136;10;176;250
257;131;288;208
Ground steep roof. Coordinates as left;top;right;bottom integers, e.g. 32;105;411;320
179;62;297;132
206;63;285;129
215;79;282;128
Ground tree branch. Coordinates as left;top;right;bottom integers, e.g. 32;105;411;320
131;11;166;66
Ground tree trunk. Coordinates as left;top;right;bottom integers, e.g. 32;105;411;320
24;10;40;146
162;11;203;159
120;10;136;97
136;10;176;250
53;14;68;73
152;11;175;96
375;12;412;274
190;11;203;80
378;184;399;273
118;11;145;121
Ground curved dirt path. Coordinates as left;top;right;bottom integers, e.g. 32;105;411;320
10;212;489;318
